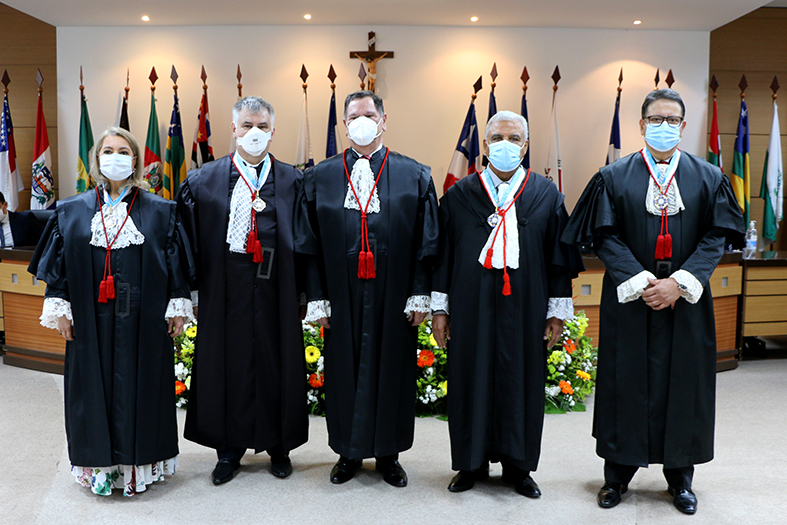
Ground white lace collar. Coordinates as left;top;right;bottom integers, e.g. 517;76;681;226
89;189;145;249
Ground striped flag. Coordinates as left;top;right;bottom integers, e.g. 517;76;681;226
545;90;563;192
119;96;130;131
444;101;480;193
76;91;94;193
760;99;783;242
0;92;23;211
605;89;621;165
707;97;723;171
30;93;54;209
162;92;187;200
520;89;530;169
295;89;314;170
731;100;750;224
144;90;162;193
326;91;341;158
190;92;214;169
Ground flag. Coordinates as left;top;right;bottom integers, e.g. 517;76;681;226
162;92;187;200
76;91;94;193
326;91;342;158
144;90;162;192
707;97;723;171
190;92;214;169
760;99;783;242
731;100;750;224
487;89;497;123
119;96;130;131
605;89;621;165
545;90;563;192
520;90;530;169
30;93;54;209
444;101;480;193
295;90;314;169
0;93;23;211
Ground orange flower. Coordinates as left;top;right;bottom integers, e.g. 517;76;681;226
175;381;186;395
559;380;574;395
563;339;576;354
320;326;325;339
576;370;591;381
309;373;324;388
417;350;435;368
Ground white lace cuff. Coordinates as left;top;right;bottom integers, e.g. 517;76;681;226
165;297;194;323
547;297;574;320
305;300;331;322
404;295;430;315
670;269;703;304
617;270;656;303
431;291;449;315
40;297;72;330
190;290;198;307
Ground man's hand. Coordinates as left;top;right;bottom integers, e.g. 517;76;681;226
432;313;450;348
57;316;74;341
642;277;680;310
168;316;185;337
544;317;564;348
316;317;331;329
407;311;428;327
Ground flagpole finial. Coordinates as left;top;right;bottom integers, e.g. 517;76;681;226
80;66;85;94
328;64;337;91
551;66;561;92
200;65;208;94
490;63;498;91
237;64;243;98
36;68;44;94
665;69;675;89
472;76;483;101
300;64;309;91
709;75;719;98
125;68;130;100
770;76;779;100
617;68;623;92
149;67;158;92
653;68;660;90
170;66;179;93
520;66;529;93
738;74;748;99
2;69;9;94
358;63;367;90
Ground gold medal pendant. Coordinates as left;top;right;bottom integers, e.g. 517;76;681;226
487;212;501;228
654;193;668;211
252;197;266;212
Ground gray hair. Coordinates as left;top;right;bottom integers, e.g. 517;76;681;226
485;110;528;142
233;96;275;127
90;126;149;191
344;90;384;119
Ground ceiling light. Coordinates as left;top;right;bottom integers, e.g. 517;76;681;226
141;15;150;22
470;16;478;22
304;14;312;20
633;20;642;25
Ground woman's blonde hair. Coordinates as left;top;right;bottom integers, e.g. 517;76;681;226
89;126;149;191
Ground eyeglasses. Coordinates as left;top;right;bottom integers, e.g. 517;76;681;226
645;115;683;127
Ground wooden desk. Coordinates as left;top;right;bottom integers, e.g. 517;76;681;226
741;252;787;357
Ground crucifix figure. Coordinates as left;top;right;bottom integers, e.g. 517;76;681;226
350;31;394;92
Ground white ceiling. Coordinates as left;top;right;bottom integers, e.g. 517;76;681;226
2;0;778;31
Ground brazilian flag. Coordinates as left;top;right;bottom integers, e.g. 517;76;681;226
163;92;186;200
76;92;94;193
731;100;750;226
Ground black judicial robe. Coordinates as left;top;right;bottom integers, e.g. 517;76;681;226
294;149;439;459
433;171;580;472
562;151;743;469
177;154;308;454
28;189;194;468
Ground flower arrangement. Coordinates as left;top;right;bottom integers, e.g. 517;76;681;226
415;322;448;417
303;321;326;415
545;311;597;413
173;321;197;408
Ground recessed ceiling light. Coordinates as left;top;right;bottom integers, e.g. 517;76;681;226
304;14;312;20
633;20;642;25
470;16;478;22
141;15;150;22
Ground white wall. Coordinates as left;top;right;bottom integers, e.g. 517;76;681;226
57;25;710;208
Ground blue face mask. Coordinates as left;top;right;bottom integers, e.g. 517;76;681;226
487;140;524;172
645;121;682;153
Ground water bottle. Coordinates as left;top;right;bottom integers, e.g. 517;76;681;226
744;220;757;259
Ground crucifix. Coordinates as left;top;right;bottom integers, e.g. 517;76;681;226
350;31;394;93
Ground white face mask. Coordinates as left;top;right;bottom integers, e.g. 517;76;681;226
237;126;271;157
99;153;135;181
347;116;382;147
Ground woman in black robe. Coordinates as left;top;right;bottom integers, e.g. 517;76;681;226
29;127;194;497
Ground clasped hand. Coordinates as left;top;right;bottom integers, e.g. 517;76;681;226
641;277;680;310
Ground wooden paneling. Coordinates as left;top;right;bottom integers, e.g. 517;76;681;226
709;264;742;297
743;295;787;323
0;261;45;296
743;321;787;337
572;270;604;306
746;280;787;295
3;292;65;355
714;295;738;352
746;266;787;280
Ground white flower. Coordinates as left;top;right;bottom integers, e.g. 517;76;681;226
317;356;324;372
545;385;561;397
558;365;565;372
425;368;434;377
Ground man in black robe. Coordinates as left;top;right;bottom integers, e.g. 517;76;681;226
294;90;439;487
432;111;580;498
177;96;307;485
563;89;743;514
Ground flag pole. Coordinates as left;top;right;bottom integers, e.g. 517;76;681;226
125;68;130;102
520;66;530;169
236;64;243;98
767;76;780;250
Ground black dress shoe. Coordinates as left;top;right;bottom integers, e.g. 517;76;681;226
212;459;241;485
270;454;292;478
448;471;476;492
330;457;362;484
515;475;542;498
668;486;697;514
597;481;627;508
376;459;408;487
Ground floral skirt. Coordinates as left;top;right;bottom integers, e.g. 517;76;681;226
72;457;178;497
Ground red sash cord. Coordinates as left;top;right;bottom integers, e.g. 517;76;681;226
96;186;139;303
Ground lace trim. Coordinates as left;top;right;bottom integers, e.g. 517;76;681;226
165;297;194;322
617;270;656;303
226;175;254;254
343;157;381;214
89;201;145;249
645;169;685;217
40;297;72;329
305;300;331;322
72;457;178;497
671;269;703;304
190;290;199;307
547;297;574;320
404;295;431;315
430;291;449;315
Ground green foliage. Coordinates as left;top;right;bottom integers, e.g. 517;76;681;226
544;311;598;413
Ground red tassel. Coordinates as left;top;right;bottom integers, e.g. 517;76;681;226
366;250;376;279
358;251;368;279
483;248;494;269
655;235;667;260
663;233;672;259
252;240;264;263
502;272;512;296
105;275;116;299
246;229;257;254
98;280;108;303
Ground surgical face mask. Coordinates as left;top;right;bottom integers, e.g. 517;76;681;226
237;126;271;157
487;140;524;172
347;116;382;146
645;121;682;153
99;153;135;181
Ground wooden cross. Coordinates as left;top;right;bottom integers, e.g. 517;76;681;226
350;31;394;92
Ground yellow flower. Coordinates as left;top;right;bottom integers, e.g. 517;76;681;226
429;334;438;348
305;345;321;363
185;325;197;338
576;370;591;381
439;380;448;396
